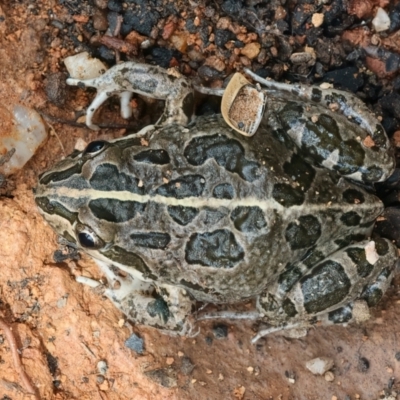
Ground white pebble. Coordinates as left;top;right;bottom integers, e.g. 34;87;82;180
372;7;390;32
64;52;108;80
306;357;334;375
97;360;108;375
0;105;47;176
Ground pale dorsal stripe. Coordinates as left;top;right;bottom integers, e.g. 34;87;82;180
47;187;377;215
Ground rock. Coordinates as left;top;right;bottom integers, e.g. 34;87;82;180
240;42;261;59
372;7;390;32
180;357;195;375
64;52;108;80
324;371;335;382
290;51;315;66
198;65;224;81
322;66;363;92
144;368;177;388
44;72;68;106
97;360;108;375
305;357;334;375
125;333;144;354
311;13;324;27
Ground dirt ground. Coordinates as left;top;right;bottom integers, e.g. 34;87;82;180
1;0;400;399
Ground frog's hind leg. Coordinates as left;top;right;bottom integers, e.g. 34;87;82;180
254;237;398;342
245;69;395;182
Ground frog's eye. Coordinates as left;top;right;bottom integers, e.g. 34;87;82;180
83;140;107;155
75;223;105;249
221;72;267;137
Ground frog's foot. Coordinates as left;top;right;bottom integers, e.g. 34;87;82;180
66;62;195;130
81;259;195;335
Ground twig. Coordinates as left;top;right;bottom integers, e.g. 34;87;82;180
0;317;40;399
36;109;141;130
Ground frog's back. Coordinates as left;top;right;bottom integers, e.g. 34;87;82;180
36;114;383;303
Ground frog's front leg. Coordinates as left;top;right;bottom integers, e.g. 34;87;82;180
66;62;194;130
254;237;397;342
86;259;195;335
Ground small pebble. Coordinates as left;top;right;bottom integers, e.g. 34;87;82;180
99;379;109;391
166;357;174;365
306;357;334;375
144;368;177;388
311;13;324;27
97;360;108;375
372;7;390;32
124;333;144;354
325;371;335;382
181;357;195;375
240;42;261;59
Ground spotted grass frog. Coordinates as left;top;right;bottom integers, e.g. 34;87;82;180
35;62;398;341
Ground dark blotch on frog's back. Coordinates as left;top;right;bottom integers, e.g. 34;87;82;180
361;267;392;307
374;237;389;256
334;233;367;248
131;77;158;94
213;183;235;199
340;211;362;226
185;229;244;268
101;246;157;280
182;91;195;120
167;205;199;225
89;198;145;222
285;215;321;250
230;206;267;232
311;88;322;103
328;305;353;324
372;123;388;148
130;232;171;249
279;103;366;175
35;197;78;225
283;153;316;191
184;134;260;182
361;165;384;182
155;174;205;198
278;264;302;293
282;298;298;318
346;247;374;278
133;149;170;164
39;162;84;185
301;260;351;314
342;188;365;204
272;183;305;206
90;164;145;194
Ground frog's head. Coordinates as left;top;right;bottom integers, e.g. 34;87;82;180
34;140;124;252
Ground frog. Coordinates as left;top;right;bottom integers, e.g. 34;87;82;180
35;61;398;341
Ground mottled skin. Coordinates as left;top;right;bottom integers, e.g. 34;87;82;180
36;65;398;339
